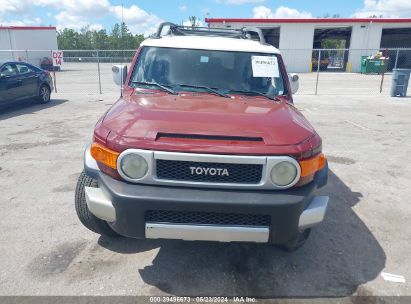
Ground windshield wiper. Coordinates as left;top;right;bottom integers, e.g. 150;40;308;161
178;84;230;98
226;89;280;101
132;81;177;95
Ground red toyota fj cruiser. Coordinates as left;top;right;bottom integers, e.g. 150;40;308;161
75;23;329;251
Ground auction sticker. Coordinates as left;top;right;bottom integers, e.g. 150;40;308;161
251;56;279;78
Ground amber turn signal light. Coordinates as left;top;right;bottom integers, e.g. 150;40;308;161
299;153;326;177
90;143;119;169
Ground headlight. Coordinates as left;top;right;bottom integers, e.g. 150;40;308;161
119;153;148;179
270;161;298;186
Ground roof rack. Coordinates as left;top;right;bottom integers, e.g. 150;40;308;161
153;22;266;44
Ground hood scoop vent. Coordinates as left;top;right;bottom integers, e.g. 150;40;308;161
157;133;264;142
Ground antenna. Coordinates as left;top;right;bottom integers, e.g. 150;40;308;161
205;11;210;28
120;3;124;98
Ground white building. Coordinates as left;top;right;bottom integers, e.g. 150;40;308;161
207;18;411;73
0;26;58;67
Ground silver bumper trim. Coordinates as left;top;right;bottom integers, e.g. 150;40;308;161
84;186;116;222
298;196;329;229
84;144;100;179
145;223;269;243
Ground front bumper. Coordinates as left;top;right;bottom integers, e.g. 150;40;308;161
84;162;328;244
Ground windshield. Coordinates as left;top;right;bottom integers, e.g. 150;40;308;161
130;46;286;97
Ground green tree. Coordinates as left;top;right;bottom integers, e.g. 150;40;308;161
91;29;109;49
57;28;81;49
57;22;147;50
135;34;145;47
120;22;135;49
109;23;122;49
78;26;93;49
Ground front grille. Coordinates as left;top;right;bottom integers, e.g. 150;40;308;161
145;210;270;226
156;159;263;184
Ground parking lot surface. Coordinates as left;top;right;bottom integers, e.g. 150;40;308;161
0;72;410;297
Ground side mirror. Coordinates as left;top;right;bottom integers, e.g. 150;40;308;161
112;65;128;86
288;73;299;95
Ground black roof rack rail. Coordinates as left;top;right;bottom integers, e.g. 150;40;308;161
152;22;266;44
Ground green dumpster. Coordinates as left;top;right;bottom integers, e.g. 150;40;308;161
365;58;388;74
360;56;368;73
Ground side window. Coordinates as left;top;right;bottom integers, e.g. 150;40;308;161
0;64;18;77
16;64;32;74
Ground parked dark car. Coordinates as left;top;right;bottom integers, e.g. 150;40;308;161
0;61;53;110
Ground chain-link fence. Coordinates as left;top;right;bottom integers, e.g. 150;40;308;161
1;48;410;96
0;49;135;95
281;48;411;95
58;50;135;94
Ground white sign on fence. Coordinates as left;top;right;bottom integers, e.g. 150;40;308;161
51;50;63;66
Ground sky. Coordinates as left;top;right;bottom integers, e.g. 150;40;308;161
1;0;411;36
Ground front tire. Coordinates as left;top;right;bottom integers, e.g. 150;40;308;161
38;84;51;104
75;171;119;238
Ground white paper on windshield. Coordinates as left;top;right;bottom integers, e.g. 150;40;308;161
251;56;279;78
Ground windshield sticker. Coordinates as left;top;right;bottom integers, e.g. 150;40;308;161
251;56;279;78
200;56;209;63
